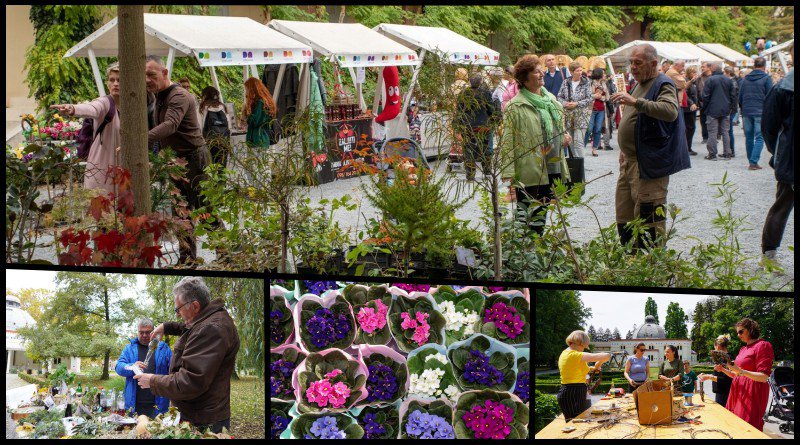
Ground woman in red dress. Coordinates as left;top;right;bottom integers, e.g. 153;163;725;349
725;318;774;431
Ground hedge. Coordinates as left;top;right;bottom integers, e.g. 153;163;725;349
534;390;561;434
18;372;47;386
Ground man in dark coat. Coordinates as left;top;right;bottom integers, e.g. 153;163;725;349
701;62;735;160
134;277;240;434
456;74;500;181
739;57;774;170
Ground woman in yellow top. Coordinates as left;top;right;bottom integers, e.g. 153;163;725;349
557;330;611;421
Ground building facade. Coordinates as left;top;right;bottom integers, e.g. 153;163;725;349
591;315;696;367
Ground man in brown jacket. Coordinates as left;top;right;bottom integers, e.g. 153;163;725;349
145;55;210;264
134;277;240;433
665;60;687;102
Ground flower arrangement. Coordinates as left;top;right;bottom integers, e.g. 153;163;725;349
448;334;517;391
388;293;445;353
290;413;364;439
341;284;393;345
270;400;293;439
431;286;483;345
480;293;530;344
296;294;356;353
454;390;529;439
301;280;339;296
405;345;459;402
514;355;530;404
354;405;400;440
295;349;367;413
391;283;431;293
38;120;81;141
269;345;307;401
399;399;455;439
358;346;408;405
270;295;294;348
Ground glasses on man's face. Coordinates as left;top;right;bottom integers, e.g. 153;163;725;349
138;331;153;336
174;300;192;314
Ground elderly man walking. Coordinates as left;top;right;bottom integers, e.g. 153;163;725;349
134;277;240;434
115;318;172;418
610;43;690;249
701;61;735;160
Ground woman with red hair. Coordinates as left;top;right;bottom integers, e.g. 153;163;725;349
242;77;278;147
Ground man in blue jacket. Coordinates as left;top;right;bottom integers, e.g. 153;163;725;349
760;43;794;268
115;318;172;418
739;57;774;170
701;62;735;160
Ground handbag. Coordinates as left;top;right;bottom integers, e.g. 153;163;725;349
565;142;586;197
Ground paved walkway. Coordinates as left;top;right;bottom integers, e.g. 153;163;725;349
5;373;29;390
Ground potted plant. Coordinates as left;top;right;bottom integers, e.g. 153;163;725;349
291;197;354;274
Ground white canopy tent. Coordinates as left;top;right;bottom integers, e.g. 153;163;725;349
761;39;794;74
669;42;724;64
696;43;754;68
602;40;700;76
64;13;313;103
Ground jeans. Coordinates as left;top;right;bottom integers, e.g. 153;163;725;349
743;115;764;166
705;116;731;157
584;110;605;149
728;112;737;155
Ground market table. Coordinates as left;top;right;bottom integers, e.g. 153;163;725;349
535;392;771;439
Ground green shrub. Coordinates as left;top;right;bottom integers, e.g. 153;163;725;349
534;390;561;434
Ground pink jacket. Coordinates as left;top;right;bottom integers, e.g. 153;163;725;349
73;97;120;194
501;81;519;111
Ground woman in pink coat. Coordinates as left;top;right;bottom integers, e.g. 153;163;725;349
51;63;121;195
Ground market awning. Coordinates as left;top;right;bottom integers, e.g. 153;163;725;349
267;20;420;68
602;40;700;66
374;23;500;66
669;42;724;64
696;43;754;67
64;13;313;66
761;38;794;56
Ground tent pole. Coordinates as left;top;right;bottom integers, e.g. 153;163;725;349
347;67;365;113
243;66;248;104
87;48;106;96
274;64;287;100
297;62;309;112
372;68;384;114
777;51;788;74
166;47;175;74
401;48;426;118
606;57;615;76
210;66;223;103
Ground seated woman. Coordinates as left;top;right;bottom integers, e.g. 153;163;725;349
725;318;774;431
557;330;611;422
698;334;734;407
658;345;683;392
624;342;649;393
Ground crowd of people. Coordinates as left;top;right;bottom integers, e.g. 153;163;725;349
50;55;280;265
556;317;776;431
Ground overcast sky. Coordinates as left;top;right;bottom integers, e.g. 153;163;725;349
5;269;149;302
578;291;714;336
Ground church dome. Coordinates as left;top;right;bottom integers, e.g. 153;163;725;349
635;315;666;339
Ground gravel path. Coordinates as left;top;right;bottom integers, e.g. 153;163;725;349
6;373;29;390
301;121;794;282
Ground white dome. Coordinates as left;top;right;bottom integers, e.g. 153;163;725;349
635;315;666;339
6;306;36;331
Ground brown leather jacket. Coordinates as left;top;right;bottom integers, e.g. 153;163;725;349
148;83;205;156
150;298;240;424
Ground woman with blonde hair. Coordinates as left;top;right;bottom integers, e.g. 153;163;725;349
698;334;734;408
242;77;277;148
557;330;611;421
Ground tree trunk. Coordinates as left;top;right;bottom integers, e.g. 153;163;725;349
102;349;110;380
279;201;289;273
338;5;346;23
263;5;271;23
118;6;152;215
492;174;502;279
102;272;110;380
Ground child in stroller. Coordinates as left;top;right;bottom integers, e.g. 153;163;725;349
764;362;794;434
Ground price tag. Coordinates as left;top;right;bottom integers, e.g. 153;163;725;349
455;247;476;267
125;364;143;375
43;396;55;409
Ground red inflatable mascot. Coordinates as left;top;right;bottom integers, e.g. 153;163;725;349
375;66;401;124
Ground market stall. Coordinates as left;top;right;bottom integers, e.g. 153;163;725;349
602;40;700;76
696;43;755;68
761;39;794;74
669;42;724;65
374;23;500;159
267;20;420;183
63;13;313;141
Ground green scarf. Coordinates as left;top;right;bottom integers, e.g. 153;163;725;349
518;86;563;142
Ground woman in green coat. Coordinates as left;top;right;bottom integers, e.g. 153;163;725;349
500;54;572;235
242;77;277;148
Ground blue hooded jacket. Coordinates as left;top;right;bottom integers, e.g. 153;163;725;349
761;69;794;185
115;338;172;414
739;69;773;117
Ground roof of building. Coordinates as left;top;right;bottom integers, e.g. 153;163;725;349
635;315;667;339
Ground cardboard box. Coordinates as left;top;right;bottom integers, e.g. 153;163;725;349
632;380;674;425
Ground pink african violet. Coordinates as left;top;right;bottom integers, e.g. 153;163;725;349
306;375;352;409
325;369;343;379
357;300;389;334
462;399;514;439
400;311;431;345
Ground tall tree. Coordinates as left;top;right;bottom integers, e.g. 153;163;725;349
644;297;659;324
118;5;151;215
535;290;592;367
587;325;597;341
664;302;689;339
690;301;709;361
612;328;621;340
604;328;612;341
625;330;633;340
7;288;52;321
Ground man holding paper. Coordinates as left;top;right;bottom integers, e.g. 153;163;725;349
115;318;173;418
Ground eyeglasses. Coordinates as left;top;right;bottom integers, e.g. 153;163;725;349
174;300;193;314
637;349;645;352
138;331;153;335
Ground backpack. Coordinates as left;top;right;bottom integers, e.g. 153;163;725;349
76;95;116;159
202;108;230;139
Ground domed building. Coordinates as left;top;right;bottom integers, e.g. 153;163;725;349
591;315;695;367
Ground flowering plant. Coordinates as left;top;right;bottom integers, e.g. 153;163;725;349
297;294;356;352
342;284;393;345
391;283;431;293
448;334;517;391
399;399;455;439
388;294;445;353
301;280;339;296
514;356;530;404
406;345;459;401
454;390;529;439
38;120;81;141
269;345;307;401
296;350;367;413
270;400;293;439
480;293;530;344
361;349;407;405
354;405;400;440
270;295;294;348
290;413;364;439
431;286;483;345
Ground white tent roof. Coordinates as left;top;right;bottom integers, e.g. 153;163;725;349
64;13;313;66
374;23;499;66
670;42;724;64
268;20;419;68
603;40;700;66
761;39;794;56
696;43;754;67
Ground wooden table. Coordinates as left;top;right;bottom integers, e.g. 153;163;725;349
535;393;772;439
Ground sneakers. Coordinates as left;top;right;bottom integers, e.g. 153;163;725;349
688;149;698;156
748;164;763;170
603;145;614;151
719;154;732;160
704;155;718;161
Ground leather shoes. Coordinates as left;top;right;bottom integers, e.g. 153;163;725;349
688;149;698;156
748;164;763;170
